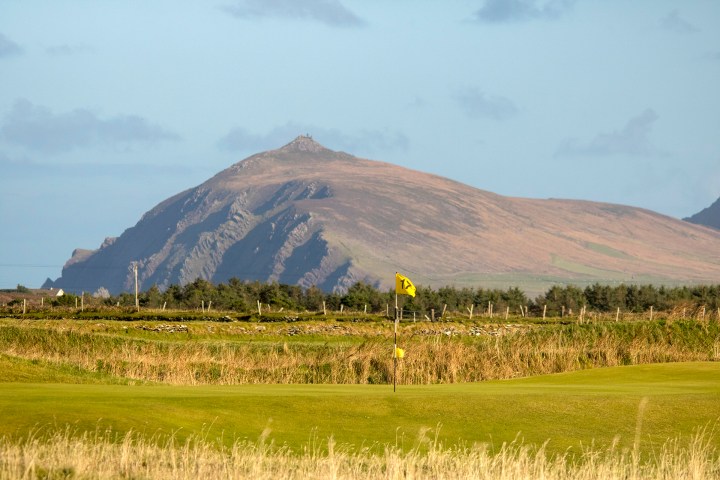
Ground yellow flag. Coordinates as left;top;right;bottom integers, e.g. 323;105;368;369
395;347;405;359
395;272;416;297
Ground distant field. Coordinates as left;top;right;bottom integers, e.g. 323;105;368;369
443;271;682;298
1;361;718;457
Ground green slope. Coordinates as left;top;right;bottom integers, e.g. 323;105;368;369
1;362;718;456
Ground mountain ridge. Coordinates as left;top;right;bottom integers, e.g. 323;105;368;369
46;136;720;296
684;196;720;231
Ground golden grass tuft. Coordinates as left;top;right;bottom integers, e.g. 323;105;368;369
1;427;717;479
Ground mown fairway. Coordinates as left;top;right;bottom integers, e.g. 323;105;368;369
2;360;718;457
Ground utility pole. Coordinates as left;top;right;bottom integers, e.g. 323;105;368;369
130;262;139;312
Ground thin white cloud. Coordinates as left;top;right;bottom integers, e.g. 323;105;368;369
556;109;661;157
45;44;95;56
406;96;427;110
2;156;199;178
455;87;519;121
473;0;575;23
222;0;365;27
0;151;12;165
0;33;23;58
0;99;180;154
217;122;408;156
660;10;699;34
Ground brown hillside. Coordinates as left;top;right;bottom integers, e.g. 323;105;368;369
47;136;720;296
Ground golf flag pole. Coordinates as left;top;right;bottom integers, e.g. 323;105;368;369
394;272;416;392
394;293;398;392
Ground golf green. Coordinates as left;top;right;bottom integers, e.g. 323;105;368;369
1;362;718;455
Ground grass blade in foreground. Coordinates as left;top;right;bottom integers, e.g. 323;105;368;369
1;427;718;480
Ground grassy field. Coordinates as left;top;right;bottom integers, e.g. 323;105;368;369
1;317;717;385
1;316;718;477
1;359;718;458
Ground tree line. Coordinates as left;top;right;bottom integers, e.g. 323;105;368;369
93;279;720;316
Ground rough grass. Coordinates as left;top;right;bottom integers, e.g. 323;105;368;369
0;318;717;385
1;426;718;480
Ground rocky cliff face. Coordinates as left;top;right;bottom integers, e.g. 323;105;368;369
46;136;720;295
685;197;720;230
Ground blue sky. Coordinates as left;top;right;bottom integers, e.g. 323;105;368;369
1;0;719;289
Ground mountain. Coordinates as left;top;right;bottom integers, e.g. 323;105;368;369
684;197;720;231
46;136;720;296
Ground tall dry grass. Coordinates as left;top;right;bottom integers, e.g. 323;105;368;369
0;427;717;480
0;319;718;385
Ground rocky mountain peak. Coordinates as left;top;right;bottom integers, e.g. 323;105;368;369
45;138;720;296
278;135;329;154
